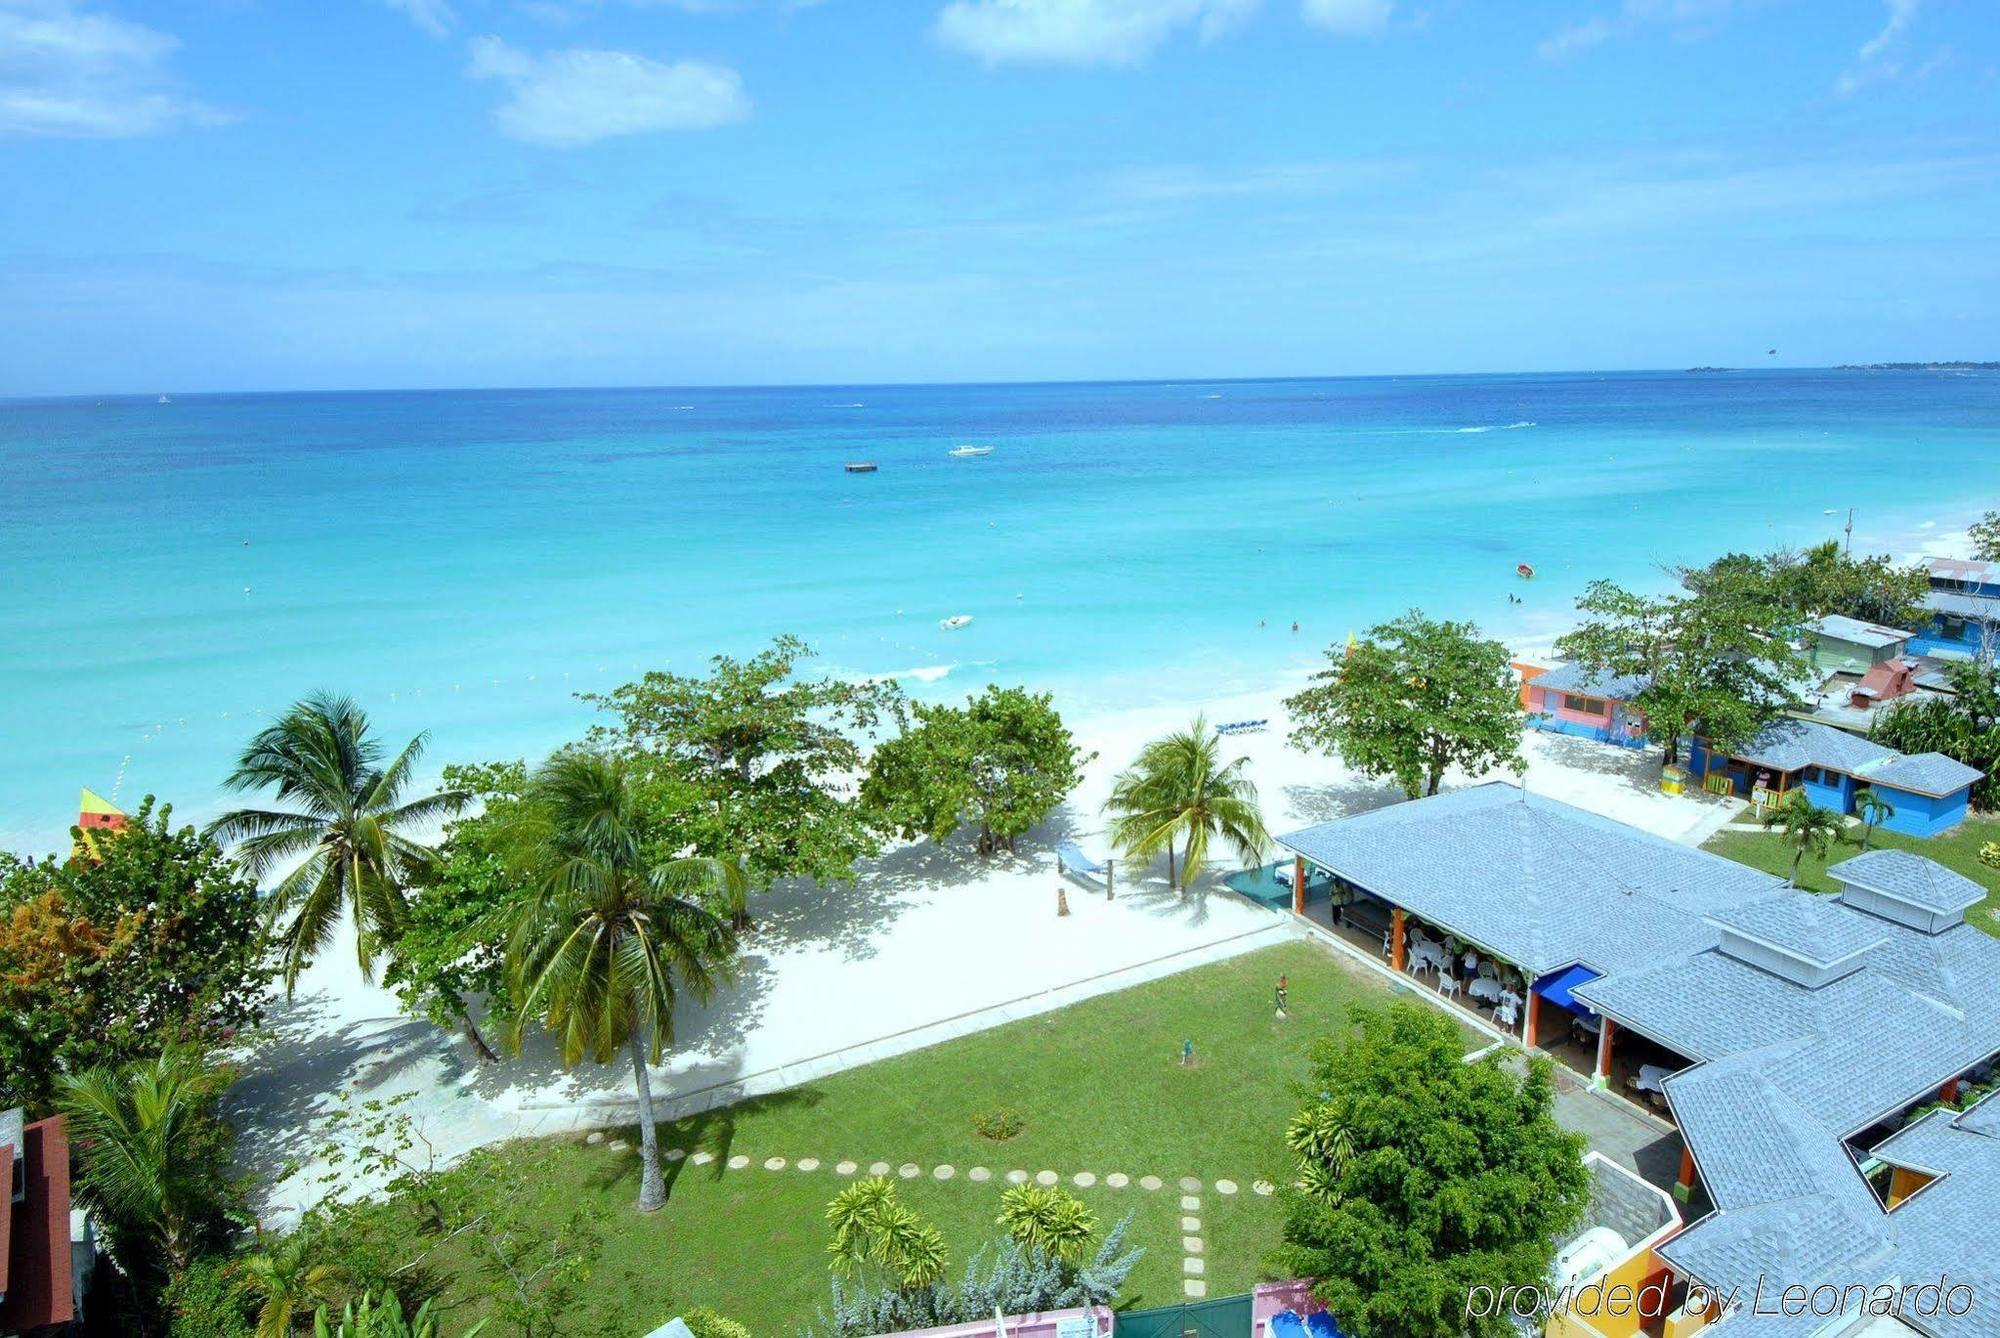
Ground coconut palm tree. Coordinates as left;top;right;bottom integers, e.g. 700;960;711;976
233;1224;346;1338
58;1046;232;1282
996;1184;1098;1262
1103;716;1269;892
207;692;468;995
499;750;742;1212
1854;789;1896;851
1761;790;1845;887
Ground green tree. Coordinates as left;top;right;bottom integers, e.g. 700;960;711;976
1558;581;1803;766
1287;611;1525;798
59;1046;238;1288
499;750;741;1212
1269;1003;1590;1338
1686;541;1930;630
232;1224;347;1338
1854;789;1896;851
581;636;904;895
825;1177;951;1291
0;798;271;1114
996;1185;1096;1262
1873;659;2000;809
1968;511;2000;563
860;685;1092;856
1103;717;1269;890
206;693;468;995
1761;791;1846;887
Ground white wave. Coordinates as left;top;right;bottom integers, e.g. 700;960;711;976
1453;420;1537;434
839;662;959;686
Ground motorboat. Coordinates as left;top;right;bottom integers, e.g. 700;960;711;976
948;445;993;458
845;462;878;473
939;615;973;631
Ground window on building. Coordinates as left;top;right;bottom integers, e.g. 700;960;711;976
1563;693;1610;717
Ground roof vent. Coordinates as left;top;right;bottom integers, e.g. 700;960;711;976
1829;850;1984;935
1708;896;1885;989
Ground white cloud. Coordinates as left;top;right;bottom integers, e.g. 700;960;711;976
1300;0;1391;36
466;36;750;146
382;0;457;38
0;0;226;137
1537;0;1738;63
1836;0;1925;95
933;0;1257;67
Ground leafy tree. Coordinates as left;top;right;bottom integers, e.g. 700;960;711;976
1269;1003;1590;1338
311;1293;488;1338
996;1185;1096;1262
860;685;1092;856
232;1224;347;1338
1854;789;1896;851
1684;541;1930;630
1873;658;2000;809
499;750;741;1212
0;799;272;1114
207;693;467;995
826;1177;952;1291
1761;791;1846;887
581;635;904;894
59;1046;239;1290
1287;611;1524;798
1968;511;2000;563
1104;717;1269;890
1557;581;1803;766
164;1255;256;1338
380;762;530;1063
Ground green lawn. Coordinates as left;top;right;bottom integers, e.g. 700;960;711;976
414;938;1463;1335
1702;812;2000;935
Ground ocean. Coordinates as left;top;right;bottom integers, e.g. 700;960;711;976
3;369;1994;854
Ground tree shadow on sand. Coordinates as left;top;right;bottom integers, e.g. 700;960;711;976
1525;731;1668;797
1280;775;1409;826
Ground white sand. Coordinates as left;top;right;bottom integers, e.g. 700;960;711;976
229;667;1739;1220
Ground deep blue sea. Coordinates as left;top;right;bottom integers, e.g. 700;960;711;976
3;369;1995;853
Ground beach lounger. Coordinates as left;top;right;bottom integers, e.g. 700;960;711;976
1268;1312;1309;1338
1055;840;1107;884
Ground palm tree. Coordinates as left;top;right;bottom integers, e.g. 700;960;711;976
1761;790;1845;887
826;1177;952;1290
206;692;468;996
996;1184;1097;1262
234;1224;346;1338
1103;716;1269;892
58;1046;232;1281
1854;789;1895;851
499;750;742;1212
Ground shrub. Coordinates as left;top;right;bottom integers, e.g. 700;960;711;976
972;1109;1023;1141
683;1306;752;1338
164;1255;254;1338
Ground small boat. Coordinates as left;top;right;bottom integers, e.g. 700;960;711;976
157;395;171;404
1516;563;1536;580
939;614;973;631
948;445;993;458
845;462;878;474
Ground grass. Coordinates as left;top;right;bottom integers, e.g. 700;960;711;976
405;937;1467;1335
1702;812;2000;934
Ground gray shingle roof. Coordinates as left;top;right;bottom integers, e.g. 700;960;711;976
1277;782;1780;978
1829;849;1989;915
1924;589;2000;621
1810;614;1913;649
1721;717;1981;797
1708;894;1890;966
1529;661;1653;702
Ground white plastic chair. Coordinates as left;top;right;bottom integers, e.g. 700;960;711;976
1437;974;1462;1001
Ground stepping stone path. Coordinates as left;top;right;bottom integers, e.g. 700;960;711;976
764;1157;787;1171
1181;1195;1201;1211
1006;1170;1029;1184
1214;1179;1236;1195
609;1140;629;1153
797;1158;820;1172
1106;1173;1129;1188
727;1155;749;1169
1180;1190;1208;1300
899;1163;920;1179
870;1162;891;1176
1035;1170;1058;1186
836;1161;858;1176
1179;1176;1202;1192
1073;1172;1096;1188
666;1148;685;1162
1140;1176;1163;1191
585;1132;604;1145
968;1167;991;1182
933;1165;955;1180
1253;1180;1275;1196
690;1152;714;1166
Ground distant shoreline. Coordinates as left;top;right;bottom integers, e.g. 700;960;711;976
1835;362;2000;371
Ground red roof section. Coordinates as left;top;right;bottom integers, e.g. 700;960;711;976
0;1116;74;1331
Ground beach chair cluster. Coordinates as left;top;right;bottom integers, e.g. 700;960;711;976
1214;718;1268;736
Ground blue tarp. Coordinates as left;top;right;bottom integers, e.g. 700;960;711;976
1532;963;1602;1014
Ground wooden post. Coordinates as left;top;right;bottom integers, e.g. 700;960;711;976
1391;908;1406;973
1525;989;1540;1049
1105;857;1114;901
1594;1018;1616;1089
1292;855;1306;916
1676;1143;1697;1204
1942;1078;1961;1105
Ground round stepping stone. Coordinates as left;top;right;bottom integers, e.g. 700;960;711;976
933;1165;955;1180
691;1151;714;1165
870;1162;892;1176
727;1155;749;1169
899;1163;920;1179
1140;1175;1163;1191
665;1148;686;1162
1035;1170;1058;1186
968;1167;992;1182
1253;1180;1275;1196
763;1157;786;1171
1179;1176;1202;1192
608;1140;629;1153
1106;1173;1129;1188
1006;1170;1029;1184
836;1161;858;1176
585;1131;604;1145
1181;1195;1202;1211
1072;1172;1097;1188
797;1158;820;1172
1214;1178;1237;1195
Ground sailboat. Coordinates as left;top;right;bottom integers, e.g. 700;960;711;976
157;395;171;404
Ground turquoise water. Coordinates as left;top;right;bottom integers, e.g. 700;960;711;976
3;370;1994;853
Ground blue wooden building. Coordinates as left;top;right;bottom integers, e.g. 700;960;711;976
1910;557;2000;659
1688;717;1981;836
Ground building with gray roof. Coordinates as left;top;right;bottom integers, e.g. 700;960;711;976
1519;661;1655;750
1688;717;1981;838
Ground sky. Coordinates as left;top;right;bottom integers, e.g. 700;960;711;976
1;0;1997;395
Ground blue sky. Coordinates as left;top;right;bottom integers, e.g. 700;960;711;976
2;0;1997;394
